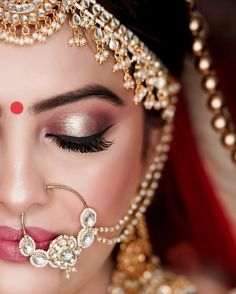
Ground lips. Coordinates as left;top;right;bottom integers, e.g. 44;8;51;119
0;226;57;263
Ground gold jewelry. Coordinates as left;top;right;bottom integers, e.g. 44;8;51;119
187;0;236;164
108;216;196;294
2;0;233;165
19;184;98;279
0;0;180;118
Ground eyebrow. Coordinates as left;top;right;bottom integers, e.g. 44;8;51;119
30;84;125;114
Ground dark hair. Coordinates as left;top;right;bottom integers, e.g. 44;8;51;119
97;0;191;76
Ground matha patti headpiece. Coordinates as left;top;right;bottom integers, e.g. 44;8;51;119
0;0;180;119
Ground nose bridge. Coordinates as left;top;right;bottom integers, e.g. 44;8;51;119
0;118;49;216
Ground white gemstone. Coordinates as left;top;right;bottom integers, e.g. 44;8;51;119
61;249;75;262
110;18;120;29
38;9;45;17
44;2;52;10
30;250;48;267
59;239;67;246
50;252;57;258
62;0;73;8
80;208;97;228
58;12;66;23
29;13;37;22
15;4;21;11
80;0;90;8
47;28;53;36
72;13;81;25
100;11;110;22
79;38;87;46
92;3;101;15
3;12;10;20
19;235;35;256
22;3;29;10
94;27;103;39
78;229;95;248
12;14;19;23
21;15;28;23
109;39;119;50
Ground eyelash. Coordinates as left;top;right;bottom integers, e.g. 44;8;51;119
45;125;114;153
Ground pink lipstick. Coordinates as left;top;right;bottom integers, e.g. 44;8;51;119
0;226;57;262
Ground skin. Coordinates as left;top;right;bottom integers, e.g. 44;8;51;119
0;23;159;294
0;11;233;294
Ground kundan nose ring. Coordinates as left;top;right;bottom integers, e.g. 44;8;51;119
19;184;97;279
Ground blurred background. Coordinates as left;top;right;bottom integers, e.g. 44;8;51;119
197;0;236;116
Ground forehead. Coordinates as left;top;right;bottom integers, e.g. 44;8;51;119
0;23;127;105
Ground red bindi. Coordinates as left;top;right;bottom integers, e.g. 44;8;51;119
10;101;24;115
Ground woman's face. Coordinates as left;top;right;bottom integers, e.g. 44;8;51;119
0;24;156;293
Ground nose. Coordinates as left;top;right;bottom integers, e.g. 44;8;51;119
0;133;49;216
0;157;49;216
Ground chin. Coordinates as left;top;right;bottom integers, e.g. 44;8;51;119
0;261;61;294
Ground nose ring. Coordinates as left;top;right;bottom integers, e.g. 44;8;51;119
19;184;97;279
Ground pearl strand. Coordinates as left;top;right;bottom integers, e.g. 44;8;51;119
96;102;176;245
187;0;236;163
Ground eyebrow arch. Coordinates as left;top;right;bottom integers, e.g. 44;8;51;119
30;84;125;114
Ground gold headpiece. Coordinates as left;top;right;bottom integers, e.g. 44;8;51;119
0;0;180;119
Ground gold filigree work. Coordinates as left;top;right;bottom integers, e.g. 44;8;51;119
0;0;180;117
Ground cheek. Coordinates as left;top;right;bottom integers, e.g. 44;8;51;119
88;122;143;224
41;106;144;229
76;109;144;226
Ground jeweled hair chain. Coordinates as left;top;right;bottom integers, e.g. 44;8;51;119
0;0;234;164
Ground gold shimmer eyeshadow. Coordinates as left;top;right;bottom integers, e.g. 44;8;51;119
47;113;112;137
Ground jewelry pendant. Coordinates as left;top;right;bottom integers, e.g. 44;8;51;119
47;235;80;279
19;234;36;257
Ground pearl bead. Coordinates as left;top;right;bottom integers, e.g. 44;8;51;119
198;56;211;73
124;216;129;222
208;94;223;111
141;181;148;188
131;204;138;210
68;38;75;46
119;219;125;225
212;115;227;132
192;38;204;55
222;132;236;148
132;219;138;226
203;75;218;93
189;16;202;34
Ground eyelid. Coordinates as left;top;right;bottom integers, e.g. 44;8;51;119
45;124;114;153
46;124;114;140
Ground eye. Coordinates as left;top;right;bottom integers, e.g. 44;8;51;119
45;125;114;153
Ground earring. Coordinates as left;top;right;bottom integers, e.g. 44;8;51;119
108;215;196;294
